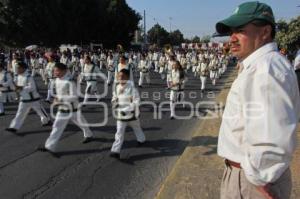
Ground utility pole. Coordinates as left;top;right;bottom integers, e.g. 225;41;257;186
169;17;172;32
144;10;147;46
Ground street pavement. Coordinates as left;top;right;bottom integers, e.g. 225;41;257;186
0;67;233;199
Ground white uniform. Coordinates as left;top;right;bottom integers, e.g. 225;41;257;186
60;55;71;69
152;52;159;72
209;58;219;86
111;81;145;153
99;53;107;70
9;72;50;130
11;59;19;81
138;59;150;86
71;55;80;79
198;62;209;91
115;63;134;83
79;57;85;83
45;73;94;151
166;60;175;88
38;57;47;83
218;42;300;186
158;56;166;80
106;57;115;85
0;70;16;114
83;63;102;103
91;54;99;68
45;62;56;101
30;58;39;77
169;69;184;118
191;55;198;76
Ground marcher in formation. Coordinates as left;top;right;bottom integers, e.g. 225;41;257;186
0;44;234;159
5;62;51;133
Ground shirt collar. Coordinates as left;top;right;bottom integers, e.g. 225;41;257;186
241;42;278;71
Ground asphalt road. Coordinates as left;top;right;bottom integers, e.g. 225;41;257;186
0;66;233;199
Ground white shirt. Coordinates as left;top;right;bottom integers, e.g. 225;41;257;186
112;81;140;121
218;42;300;186
55;73;78;111
294;49;300;70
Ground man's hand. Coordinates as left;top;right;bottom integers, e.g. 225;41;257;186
256;184;278;199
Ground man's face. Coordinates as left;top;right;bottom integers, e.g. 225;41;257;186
118;72;129;83
17;67;25;75
85;58;91;64
54;67;66;78
229;23;266;60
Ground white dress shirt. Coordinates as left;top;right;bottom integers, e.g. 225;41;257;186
218;42;300;186
294;49;300;70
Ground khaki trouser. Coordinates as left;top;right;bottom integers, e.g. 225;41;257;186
220;164;291;199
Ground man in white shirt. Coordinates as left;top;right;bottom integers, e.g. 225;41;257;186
216;2;300;199
294;45;300;91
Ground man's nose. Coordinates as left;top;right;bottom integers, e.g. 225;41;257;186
230;33;238;44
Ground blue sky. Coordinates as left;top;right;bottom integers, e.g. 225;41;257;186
126;0;300;39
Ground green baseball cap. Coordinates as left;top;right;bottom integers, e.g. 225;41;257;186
216;1;275;35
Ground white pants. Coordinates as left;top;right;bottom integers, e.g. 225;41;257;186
166;73;172;88
9;101;50;130
222;64;227;74
200;76;207;90
159;68;165;80
46;79;54;101
31;68;39;77
210;71;218;86
40;69;47;83
100;61;105;70
218;68;223;77
170;90;183;117
45;111;93;151
154;61;159;72
0;102;4;114
139;72;150;86
111;119;146;153
83;81;100;103
107;71;114;84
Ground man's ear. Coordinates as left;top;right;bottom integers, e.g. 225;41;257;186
262;25;272;41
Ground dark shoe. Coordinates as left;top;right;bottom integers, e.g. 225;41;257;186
5;128;17;133
42;121;52;127
138;85;142;88
44;100;51;104
36;145;60;158
170;116;175;120
0;112;5;116
110;152;120;159
82;137;94;144
137;141;146;147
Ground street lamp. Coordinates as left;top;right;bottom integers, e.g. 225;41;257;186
169;17;172;32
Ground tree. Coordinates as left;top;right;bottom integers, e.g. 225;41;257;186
169;29;184;46
191;36;200;43
276;16;300;54
147;23;169;47
0;0;141;48
201;35;211;43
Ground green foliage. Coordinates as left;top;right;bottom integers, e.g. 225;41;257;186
201;35;211;43
0;0;141;48
191;36;200;43
147;23;170;47
169;29;184;46
275;16;300;52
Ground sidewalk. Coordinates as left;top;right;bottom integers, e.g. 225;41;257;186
155;69;300;199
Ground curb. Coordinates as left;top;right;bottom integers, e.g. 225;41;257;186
155;69;237;199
